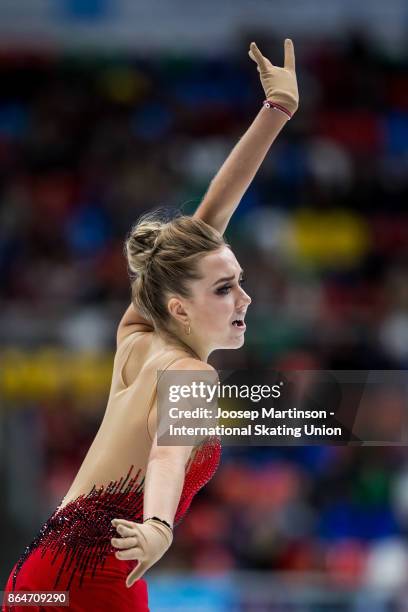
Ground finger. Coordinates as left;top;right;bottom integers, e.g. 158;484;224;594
111;536;139;550
126;563;147;588
115;546;145;561
248;51;260;72
249;42;267;70
248;50;261;73
284;38;295;72
112;518;138;530
115;525;136;538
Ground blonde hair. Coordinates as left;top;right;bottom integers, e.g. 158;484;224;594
124;209;226;331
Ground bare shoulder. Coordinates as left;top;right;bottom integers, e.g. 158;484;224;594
116;303;154;347
116;323;153;348
167;357;216;373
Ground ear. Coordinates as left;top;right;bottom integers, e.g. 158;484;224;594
167;296;190;326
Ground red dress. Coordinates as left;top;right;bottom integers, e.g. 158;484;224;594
2;436;221;612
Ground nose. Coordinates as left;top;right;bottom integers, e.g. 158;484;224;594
238;287;252;307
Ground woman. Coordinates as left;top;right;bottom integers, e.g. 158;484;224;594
3;40;298;611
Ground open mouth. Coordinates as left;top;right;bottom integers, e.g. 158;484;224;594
232;319;246;329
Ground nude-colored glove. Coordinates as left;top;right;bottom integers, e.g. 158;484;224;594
111;518;173;587
249;39;299;116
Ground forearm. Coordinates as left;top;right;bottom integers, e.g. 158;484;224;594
194;106;288;235
143;453;188;527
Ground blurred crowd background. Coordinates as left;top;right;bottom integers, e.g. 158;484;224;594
1;1;408;609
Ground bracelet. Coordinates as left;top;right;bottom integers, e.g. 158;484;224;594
263;99;292;120
144;516;173;530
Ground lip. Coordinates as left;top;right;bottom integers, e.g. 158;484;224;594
232;322;246;332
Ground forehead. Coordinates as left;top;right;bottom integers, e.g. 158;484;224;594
198;246;241;279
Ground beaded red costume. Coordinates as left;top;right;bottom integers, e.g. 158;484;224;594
3;332;222;611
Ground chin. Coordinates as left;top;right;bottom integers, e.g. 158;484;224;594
226;336;246;349
212;330;246;351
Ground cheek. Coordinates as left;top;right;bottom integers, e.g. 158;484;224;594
196;295;232;326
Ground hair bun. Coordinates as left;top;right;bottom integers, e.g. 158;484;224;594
125;219;163;276
123;208;226;331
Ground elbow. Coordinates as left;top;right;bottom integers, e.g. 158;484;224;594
148;445;194;468
193;205;229;236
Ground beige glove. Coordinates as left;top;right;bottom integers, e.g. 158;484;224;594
249;39;299;116
111;518;173;587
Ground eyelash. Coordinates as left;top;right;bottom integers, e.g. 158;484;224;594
216;278;245;295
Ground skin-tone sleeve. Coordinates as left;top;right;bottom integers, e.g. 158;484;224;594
141;431;193;527
142;360;216;525
193;107;288;236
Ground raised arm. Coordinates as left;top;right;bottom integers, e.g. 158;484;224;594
117;40;298;338
193;39;299;236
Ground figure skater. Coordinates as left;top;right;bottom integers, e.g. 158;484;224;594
3;39;298;611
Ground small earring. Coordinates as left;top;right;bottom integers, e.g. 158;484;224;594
185;322;191;335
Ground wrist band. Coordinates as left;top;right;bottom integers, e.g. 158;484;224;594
144;516;173;530
263;99;292;119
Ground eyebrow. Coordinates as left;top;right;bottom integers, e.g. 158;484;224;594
212;269;244;287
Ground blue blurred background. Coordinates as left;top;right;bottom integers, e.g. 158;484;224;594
1;1;408;609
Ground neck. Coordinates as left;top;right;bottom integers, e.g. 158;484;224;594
159;328;208;362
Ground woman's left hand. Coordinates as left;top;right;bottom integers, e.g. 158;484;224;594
111;518;173;587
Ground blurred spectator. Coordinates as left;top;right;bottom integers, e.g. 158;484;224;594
1;32;408;598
